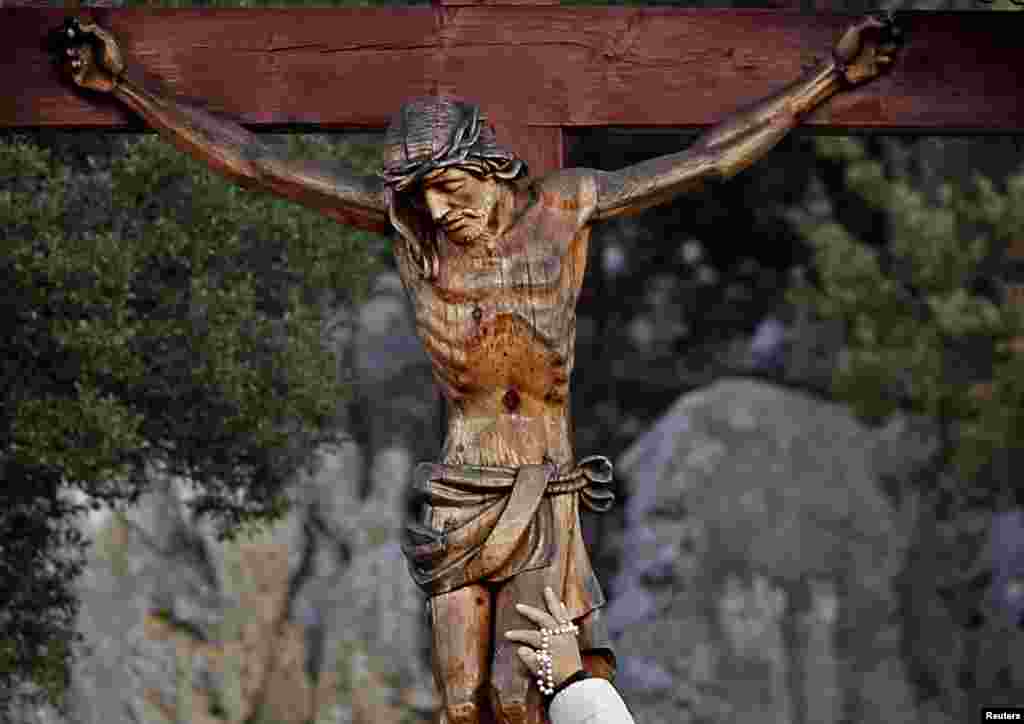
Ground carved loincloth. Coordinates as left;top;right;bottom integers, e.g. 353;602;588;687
401;456;617;658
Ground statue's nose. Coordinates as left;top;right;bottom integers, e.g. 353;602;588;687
425;191;448;222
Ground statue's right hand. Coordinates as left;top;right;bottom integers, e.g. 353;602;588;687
49;17;125;94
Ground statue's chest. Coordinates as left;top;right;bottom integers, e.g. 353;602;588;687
441;198;578;295
436;248;564;303
405;201;588;343
419;252;571;357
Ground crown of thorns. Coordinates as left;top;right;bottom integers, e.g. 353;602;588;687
380;97;525;192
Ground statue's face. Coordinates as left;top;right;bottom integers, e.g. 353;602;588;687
420;167;499;247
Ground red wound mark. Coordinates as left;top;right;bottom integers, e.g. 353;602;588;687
503;388;521;412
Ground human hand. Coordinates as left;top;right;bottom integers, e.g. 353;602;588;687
505;586;584;693
49;17;125;94
832;11;903;87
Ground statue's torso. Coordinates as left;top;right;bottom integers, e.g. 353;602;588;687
395;178;591;468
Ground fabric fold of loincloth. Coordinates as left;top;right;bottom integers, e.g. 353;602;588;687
401;455;615;598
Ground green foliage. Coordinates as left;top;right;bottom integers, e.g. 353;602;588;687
0;634;74;710
0;481;85;714
791;136;1024;489
0;128;385;705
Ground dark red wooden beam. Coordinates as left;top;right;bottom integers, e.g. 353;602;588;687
2;7;1022;176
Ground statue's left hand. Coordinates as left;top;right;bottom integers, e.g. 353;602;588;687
48;17;125;94
833;12;903;87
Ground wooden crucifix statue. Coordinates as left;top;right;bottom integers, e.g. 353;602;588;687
51;12;899;724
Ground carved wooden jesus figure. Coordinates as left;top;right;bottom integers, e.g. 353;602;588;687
54;12;899;724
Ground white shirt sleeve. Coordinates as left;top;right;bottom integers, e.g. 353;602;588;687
548;678;637;724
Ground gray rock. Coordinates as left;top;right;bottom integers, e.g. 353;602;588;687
989;510;1024;627
354;273;427;384
614;378;921;724
616;656;676;695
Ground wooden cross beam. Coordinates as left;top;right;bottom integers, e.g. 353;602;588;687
2;5;1022;178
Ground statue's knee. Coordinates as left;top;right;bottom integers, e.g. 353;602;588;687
442;700;482;724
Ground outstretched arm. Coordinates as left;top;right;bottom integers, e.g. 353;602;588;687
583;13;901;224
54;18;390;235
114;79;390;233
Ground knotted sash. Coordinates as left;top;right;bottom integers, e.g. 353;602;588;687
402;456;614;597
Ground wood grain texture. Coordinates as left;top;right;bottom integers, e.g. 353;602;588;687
488;121;565;185
3;7;1022;135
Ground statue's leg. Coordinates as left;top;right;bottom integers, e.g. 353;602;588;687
430;583;492;724
490;567;557;724
578;622;616;680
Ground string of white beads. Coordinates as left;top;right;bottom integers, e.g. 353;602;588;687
535;621;579;696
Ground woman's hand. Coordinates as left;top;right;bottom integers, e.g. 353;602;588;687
505;586;584;690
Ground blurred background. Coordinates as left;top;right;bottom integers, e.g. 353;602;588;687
1;0;1023;722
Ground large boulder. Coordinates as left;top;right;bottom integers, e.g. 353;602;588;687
614;378;924;724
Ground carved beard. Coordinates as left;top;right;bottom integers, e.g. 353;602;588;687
441;209;493;248
439;183;499;251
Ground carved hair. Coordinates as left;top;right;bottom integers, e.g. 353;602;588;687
380;96;527;279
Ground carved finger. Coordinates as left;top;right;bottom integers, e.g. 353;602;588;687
861;10;895;33
71;45;92;80
876;43;900;68
844;15;881;42
91;26;125;75
75;19;101;34
834;27;861;64
878;40;902;58
67;48;85;78
860;15;886;31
